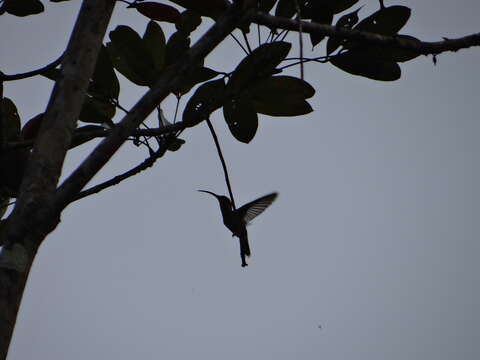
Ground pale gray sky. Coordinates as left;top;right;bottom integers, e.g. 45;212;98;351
2;1;479;360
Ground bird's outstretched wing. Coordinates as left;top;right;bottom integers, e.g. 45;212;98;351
237;193;278;224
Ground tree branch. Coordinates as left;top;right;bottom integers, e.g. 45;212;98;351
250;11;480;55
53;2;255;211
0;53;63;82
205;118;236;210
0;1;116;358
5;123;186;150
71;145;169;203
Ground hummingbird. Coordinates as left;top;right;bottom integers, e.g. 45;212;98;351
198;190;278;267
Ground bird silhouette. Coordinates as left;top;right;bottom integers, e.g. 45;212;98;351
198;190;278;267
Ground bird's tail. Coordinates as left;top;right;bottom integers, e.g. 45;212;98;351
239;232;250;267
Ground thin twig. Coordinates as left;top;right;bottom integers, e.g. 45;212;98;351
230;33;249;55
0;53;63;81
241;29;252;53
205;118;236;210
72;146;168;202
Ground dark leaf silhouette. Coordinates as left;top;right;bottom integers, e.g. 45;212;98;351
89;46;120;100
326;7;361;55
175;9;202;34
166;30;191;66
331;50;401;81
250;76;314;116
183;79;226;127
227;41;291;95
2;0;44;17
143;20;167;78
79;96;115;125
223;95;258;144
107;25;157;86
1;98;21;141
129;2;181;24
354;5;411;36
173;67;219;96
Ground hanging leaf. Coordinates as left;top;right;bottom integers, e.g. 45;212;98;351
107;25;156;86
182;79;226;127
129;2;181;24
167;138;186;151
275;0;297;18
166;30;191;66
21;113;44;141
2;0;44;17
354;6;411;36
326;7;361;55
79;96;115;125
1;98;21;141
227;41;291;95
331;50;401;81
70;125;107;149
358;36;421;63
250;76;314;116
175;9;202;34
223;95;258;144
258;0;278;13
173;67;219;96
89;45;120;100
309;6;334;47
329;0;359;14
142;20;167;78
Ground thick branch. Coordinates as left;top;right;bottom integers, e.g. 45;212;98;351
0;1;115;359
251;11;480;55
54;2;254;210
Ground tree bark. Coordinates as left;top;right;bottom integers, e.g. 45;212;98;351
0;1;116;359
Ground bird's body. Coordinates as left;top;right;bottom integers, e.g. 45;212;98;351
199;190;277;267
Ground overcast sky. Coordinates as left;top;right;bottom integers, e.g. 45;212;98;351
2;1;479;359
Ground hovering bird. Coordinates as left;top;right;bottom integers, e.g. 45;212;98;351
198;190;278;267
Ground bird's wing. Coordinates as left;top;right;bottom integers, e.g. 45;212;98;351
237;193;278;224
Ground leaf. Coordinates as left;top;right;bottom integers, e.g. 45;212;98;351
223;95;258;144
129;2;181;24
182;79;226;127
354;5;411;36
1;98;21;141
167;138;186;151
107;25;156;86
359;36;421;63
70;125;107;148
250;76;314;116
79;97;115;124
166;30;191;66
326;7;361;55
175;9;202;34
329;0;359;14
258;0;278;13
275;0;296;18
21;113;44;141
331;50;401;81
89;45;120;100
168;0;228;20
3;0;44;17
309;7;334;47
173;67;219;96
142;20;167;76
227;41;291;95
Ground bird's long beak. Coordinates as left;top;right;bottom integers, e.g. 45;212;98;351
197;189;219;199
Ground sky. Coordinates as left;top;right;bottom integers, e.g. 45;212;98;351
1;1;479;360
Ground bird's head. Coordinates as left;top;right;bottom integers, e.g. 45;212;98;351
198;190;232;210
